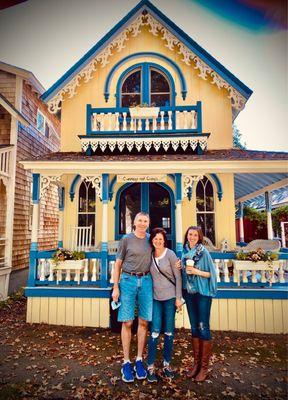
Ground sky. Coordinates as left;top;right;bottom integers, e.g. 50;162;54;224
0;0;287;151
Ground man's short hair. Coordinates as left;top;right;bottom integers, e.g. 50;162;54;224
134;212;150;222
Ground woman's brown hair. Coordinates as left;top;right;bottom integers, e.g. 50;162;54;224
183;226;204;247
149;227;168;249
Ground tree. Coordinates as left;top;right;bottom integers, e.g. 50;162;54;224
233;124;246;149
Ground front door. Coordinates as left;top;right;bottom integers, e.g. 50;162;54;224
117;183;175;249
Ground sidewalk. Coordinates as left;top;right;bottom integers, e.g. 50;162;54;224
0;294;287;400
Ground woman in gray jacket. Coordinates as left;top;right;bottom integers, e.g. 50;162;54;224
147;228;183;383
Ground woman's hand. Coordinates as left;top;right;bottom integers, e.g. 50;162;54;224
175;259;182;270
112;285;120;302
186;265;199;275
175;298;183;311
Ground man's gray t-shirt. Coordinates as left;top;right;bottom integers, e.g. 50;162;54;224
150;248;182;301
116;232;152;273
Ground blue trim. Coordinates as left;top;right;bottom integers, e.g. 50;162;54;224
175;173;182;203
102;173;109;203
265;191;272;212
58;187;65;210
116;62;176;108
109;176;117;201
141;183;149;213
28;249;38;287
216;288;288;300
58;241;63;248
210;173;223;201
25;287;111;298
105;52;187;102
238;201;244;218
30;242;38;251
24;286;287;300
32;173;40;204
70;175;81;201
41;0;252;104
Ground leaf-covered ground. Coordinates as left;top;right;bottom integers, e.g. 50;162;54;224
0;294;287;400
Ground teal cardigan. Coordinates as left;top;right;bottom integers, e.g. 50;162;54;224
181;244;217;297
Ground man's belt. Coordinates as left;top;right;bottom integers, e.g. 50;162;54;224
122;270;150;277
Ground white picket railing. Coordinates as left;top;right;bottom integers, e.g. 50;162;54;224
0;147;12;178
91;109;197;133
0;237;6;268
35;255;287;286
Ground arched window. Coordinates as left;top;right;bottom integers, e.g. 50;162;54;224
196;176;215;244
120;63;172;107
78;181;96;245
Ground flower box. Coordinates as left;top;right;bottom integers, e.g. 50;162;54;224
233;260;283;286
129;106;160;119
53;259;87;284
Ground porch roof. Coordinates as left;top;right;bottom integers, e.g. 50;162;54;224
23;149;288;163
21;148;288;178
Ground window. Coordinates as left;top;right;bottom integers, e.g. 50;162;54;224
78;181;96;245
196;176;215;244
120;64;172;107
36;109;45;134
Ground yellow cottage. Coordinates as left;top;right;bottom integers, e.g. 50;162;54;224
21;0;288;333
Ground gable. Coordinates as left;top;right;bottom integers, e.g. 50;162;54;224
42;0;252;117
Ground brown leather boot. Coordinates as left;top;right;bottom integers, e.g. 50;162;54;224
195;340;212;382
187;337;201;378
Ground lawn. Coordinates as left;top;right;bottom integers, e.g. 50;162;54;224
0;293;287;400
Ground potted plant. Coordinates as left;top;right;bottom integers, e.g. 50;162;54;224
52;249;86;266
51;249;87;284
234;248;281;286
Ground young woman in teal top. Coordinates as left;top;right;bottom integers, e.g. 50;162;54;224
181;226;217;382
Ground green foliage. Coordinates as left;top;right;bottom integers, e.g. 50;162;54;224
233;124;246;149
272;205;288;234
236;248;279;262
243;206;266;230
52;249;85;265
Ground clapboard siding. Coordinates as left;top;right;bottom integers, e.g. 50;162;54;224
27;297;110;328
27;297;287;334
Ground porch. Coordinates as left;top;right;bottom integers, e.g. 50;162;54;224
21;152;288;333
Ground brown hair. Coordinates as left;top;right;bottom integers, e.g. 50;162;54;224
149;227;168;249
183;226;203;247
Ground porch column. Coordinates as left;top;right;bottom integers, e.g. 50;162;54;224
238;201;245;243
175;173;183;258
58;187;65;248
28;173;40;286
101;174;109;287
265;191;273;239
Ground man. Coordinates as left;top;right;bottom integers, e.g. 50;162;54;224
112;212;152;383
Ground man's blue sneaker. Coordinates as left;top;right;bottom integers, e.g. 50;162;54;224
121;361;134;383
134;359;147;380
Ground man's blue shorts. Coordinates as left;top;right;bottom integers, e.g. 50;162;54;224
118;272;153;322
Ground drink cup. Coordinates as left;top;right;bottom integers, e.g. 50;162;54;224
186;259;194;274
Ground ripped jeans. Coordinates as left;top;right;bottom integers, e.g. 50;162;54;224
183;290;212;341
147;298;176;366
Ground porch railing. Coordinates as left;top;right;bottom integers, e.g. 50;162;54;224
86;102;202;134
0;238;6;268
0;147;12;178
29;250;287;288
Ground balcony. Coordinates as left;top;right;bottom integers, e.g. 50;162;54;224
80;102;210;154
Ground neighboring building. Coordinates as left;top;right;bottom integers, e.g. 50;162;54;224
21;0;287;333
0;61;60;299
